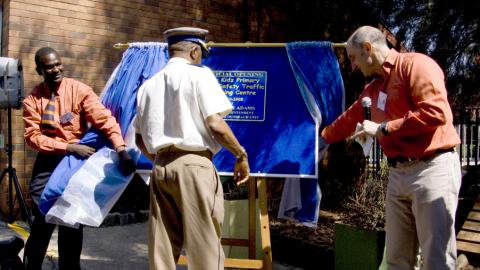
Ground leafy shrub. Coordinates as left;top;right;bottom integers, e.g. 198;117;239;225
319;139;388;231
340;160;388;231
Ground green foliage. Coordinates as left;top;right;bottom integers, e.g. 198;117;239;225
363;0;480;107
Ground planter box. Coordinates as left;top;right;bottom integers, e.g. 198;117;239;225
335;223;385;270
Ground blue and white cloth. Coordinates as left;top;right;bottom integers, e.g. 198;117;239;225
40;43;169;228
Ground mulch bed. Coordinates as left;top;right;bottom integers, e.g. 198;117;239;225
268;210;338;270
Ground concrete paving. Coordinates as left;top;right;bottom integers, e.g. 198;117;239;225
1;220;303;270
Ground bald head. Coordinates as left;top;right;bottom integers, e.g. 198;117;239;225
347;26;388;49
346;26;391;77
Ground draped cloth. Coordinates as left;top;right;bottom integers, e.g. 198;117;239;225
38;41;344;228
39;43;169;227
278;42;344;226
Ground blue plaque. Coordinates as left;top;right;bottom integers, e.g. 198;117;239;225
214;70;267;121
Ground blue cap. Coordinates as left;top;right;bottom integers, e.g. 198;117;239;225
163;27;210;58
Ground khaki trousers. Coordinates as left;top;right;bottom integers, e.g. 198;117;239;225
148;150;224;270
386;151;461;270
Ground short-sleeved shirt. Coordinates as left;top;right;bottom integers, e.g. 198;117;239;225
23;77;125;154
321;49;460;158
135;57;232;155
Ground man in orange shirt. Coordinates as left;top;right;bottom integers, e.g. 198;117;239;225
22;47;135;270
321;26;461;269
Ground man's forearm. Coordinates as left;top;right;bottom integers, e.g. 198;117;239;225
207;113;250;184
206;114;246;158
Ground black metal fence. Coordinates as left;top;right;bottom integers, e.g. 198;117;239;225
456;107;480;168
367;107;480;170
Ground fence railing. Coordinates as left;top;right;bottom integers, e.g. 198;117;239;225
456;107;480;168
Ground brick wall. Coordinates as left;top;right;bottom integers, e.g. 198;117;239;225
0;0;380;216
0;0;293;215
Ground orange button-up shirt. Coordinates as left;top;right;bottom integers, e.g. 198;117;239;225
23;77;125;154
321;49;460;158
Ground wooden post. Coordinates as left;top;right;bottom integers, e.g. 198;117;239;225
179;177;273;269
257;177;273;269
248;175;257;259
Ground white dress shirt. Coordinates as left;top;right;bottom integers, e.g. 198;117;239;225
135;57;232;154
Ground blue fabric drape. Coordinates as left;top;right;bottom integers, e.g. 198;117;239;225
283;41;345;224
39;43;169;214
286;41;344;128
101;43;169;135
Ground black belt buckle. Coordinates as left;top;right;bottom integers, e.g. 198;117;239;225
387;147;455;167
433;147;455;155
387;156;414;167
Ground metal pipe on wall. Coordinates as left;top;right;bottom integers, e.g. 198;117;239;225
113;42;347;49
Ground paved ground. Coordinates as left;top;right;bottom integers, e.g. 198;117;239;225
1;220;303;270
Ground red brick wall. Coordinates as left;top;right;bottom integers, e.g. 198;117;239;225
0;0;291;213
0;0;382;216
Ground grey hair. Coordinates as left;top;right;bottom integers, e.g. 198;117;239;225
347;26;388;48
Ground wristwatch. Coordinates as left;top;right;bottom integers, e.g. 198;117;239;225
380;122;389;136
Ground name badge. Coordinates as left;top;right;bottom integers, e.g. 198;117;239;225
377;92;387;111
60;112;74;124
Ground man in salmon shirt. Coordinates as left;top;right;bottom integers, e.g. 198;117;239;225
22;47;135;270
321;26;461;269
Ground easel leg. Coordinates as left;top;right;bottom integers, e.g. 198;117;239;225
256;178;272;270
180;177;273;270
248;177;256;259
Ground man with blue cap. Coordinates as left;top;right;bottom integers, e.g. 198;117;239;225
135;27;250;270
163;26;211;58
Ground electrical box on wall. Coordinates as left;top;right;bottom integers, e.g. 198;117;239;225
0;133;4;149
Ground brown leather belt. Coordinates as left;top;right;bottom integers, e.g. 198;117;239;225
156;145;213;160
387;147;455;167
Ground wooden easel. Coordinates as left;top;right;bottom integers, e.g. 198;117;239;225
178;177;273;269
